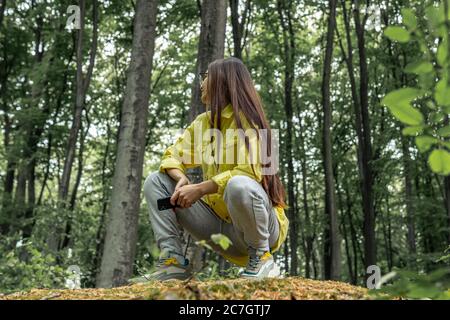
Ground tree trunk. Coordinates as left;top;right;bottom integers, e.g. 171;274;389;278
186;0;227;274
277;0;298;276
445;176;450;245
0;0;6;28
298;121;313;278
353;0;376;271
96;0;159;288
321;0;340;281
48;0;98;252
189;0;227;121
60;118;90;250
338;0;376;271
0;6;13;233
401;136;417;255
229;0;252;60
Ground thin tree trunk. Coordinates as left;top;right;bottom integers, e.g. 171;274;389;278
401;136;417;255
353;0;376;271
37;38;75;206
283;240;289;274
277;0;298;276
60;115;90;250
443;177;450;244
97;0;159;288
344;183;359;283
299;127;313;278
229;0;252;60
92;121;113;285
0;0;6;28
0;15;14;234
321;0;340;281
186;0;227;274
338;0;376;271
49;0;98;252
189;0;227;121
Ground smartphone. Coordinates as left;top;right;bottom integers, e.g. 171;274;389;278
157;197;178;211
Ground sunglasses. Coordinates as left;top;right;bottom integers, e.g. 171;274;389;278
199;72;208;81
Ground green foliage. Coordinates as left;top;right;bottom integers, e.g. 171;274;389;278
196;233;233;251
370;268;450;300
428;149;450;175
0;236;67;294
210;233;233;251
382;1;450;176
194;260;242;281
381;89;424;125
371;247;450;300
384;26;410;43
436;246;450;263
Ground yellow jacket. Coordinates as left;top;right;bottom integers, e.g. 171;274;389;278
158;103;289;266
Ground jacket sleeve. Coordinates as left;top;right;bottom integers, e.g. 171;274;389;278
210;131;263;195
159;116;202;174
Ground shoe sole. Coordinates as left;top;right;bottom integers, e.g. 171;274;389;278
154;272;191;281
240;260;274;280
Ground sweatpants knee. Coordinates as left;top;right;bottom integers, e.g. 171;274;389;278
143;171;161;196
225;175;259;203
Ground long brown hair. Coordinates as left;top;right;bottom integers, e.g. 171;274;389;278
205;57;287;208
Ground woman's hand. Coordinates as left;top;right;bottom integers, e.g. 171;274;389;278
174;175;190;191
171;184;204;208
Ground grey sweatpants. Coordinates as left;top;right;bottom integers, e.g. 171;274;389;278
143;171;280;260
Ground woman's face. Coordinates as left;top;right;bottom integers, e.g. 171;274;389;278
200;74;209;105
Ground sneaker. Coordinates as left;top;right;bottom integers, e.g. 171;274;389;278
240;248;275;280
129;250;191;283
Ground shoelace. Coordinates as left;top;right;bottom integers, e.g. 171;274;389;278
247;252;271;271
155;257;178;267
247;256;261;271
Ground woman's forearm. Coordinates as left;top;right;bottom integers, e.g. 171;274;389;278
166;168;187;182
197;180;218;195
166;169;218;197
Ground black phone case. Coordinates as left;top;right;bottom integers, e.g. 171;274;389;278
157;197;177;210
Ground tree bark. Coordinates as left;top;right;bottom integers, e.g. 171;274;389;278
186;0;227;274
338;0;376;271
96;0;159;288
230;0;252;60
277;0;299;276
48;0;98;252
353;0;376;271
189;0;227;121
0;0;6;28
321;0;340;281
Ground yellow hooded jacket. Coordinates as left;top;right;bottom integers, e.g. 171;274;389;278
158;103;289;267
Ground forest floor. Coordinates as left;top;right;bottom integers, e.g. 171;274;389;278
0;276;370;300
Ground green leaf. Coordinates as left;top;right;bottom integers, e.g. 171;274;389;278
428;149;450;175
437;40;448;67
405;60;434;74
195;240;213;251
402;125;425;136
382;88;423;107
386;102;424;125
426;100;437;110
401;8;418;29
382;88;425;126
438;126;450;137
384;26;411;43
426;6;445;32
418;72;436;90
416;136;439;153
435;79;450;107
430;112;445;124
211;233;232;250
